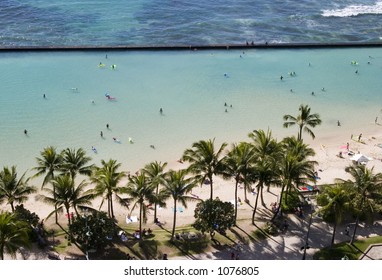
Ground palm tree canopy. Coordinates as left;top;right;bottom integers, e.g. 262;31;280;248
221;142;256;182
37;174;93;219
0;166;36;211
181;139;227;185
316;184;352;223
283;104;322;140
124;173;156;211
277;152;316;189
61;147;94;179
337;165;382;219
282;136;316;160
249;129;281;160
0;211;31;260
91;159;126;198
33;146;63;187
143;161;167;187
162;169;196;207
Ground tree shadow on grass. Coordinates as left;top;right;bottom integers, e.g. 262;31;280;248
164;237;209;259
138;239;161;260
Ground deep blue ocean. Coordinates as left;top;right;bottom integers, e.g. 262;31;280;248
1;0;382;47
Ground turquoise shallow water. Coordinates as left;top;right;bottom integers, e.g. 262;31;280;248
0;48;382;175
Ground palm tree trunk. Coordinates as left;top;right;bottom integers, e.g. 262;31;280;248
66;207;71;226
298;125;303;141
271;183;286;222
171;201;177;240
139;202;143;239
154;185;159;223
107;194;111;218
260;185;266;206
244;183;248;202
234;177;239;224
209;175;213;200
110;193;114;218
53;185;58;224
350;217;359;244
350;194;366;244
0;244;4;260
331;221;337;247
252;184;261;225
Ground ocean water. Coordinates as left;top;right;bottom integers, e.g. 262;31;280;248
1;47;382;176
1;0;382;47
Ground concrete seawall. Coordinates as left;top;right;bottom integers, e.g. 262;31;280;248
0;42;381;52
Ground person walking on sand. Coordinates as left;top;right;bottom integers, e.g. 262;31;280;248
346;142;349;151
358;133;362;142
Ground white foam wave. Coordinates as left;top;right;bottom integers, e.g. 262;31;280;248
322;1;382;17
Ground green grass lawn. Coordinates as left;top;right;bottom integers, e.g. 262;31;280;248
313;236;382;260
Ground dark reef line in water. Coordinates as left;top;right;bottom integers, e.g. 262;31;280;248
1;42;382;52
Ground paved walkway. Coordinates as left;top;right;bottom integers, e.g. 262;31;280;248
173;207;382;260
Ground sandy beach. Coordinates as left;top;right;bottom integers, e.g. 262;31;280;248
8;119;382;254
4;113;382;261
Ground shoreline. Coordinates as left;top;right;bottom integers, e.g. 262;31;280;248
13;120;382;229
1;42;382;52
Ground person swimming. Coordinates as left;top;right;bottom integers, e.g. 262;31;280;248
24;129;27;135
159;108;163;114
100;131;103;137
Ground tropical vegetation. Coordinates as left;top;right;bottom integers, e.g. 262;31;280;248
1;104;382;260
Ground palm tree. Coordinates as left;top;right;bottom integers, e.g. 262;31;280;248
143;161;167;223
283;104;322;141
61;147;94;179
249;129;281;193
271;151;315;222
182;139;227;200
0;211;31;260
33;146;63;188
221;142;256;223
316;184;352;247
124;172;156;240
251;160;277;224
91;159;126;218
162;169;196;240
33;146;63;223
37;174;93;226
0;166;36;212
281;136;317;196
336;165;382;244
